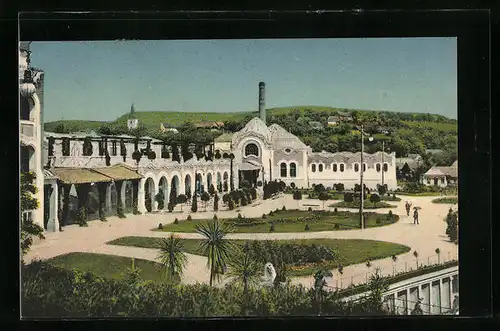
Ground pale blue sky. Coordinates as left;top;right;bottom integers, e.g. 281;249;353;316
30;38;457;122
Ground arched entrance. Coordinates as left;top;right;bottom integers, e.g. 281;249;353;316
184;174;192;198
195;173;203;194
171;175;180;198
144;177;155;212
158;176;168;210
207;173;213;191
123;180;134;213
223;172;229;192
20;145;35;173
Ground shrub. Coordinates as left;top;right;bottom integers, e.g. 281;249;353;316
237;213;243;220
269;211;274;216
334;223;340;230
308;207;313;212
388;210;393;220
290;182;296;189
167;203;174;212
173;219;179;224
158;223;163;229
262;214;267;219
334;207;338;213
282;206;286;211
304;224;310;231
228;198;235;211
213;214;218;220
375;218;382;225
269;223;275;232
256;181;263;187
344;192;354;203
191;194;198;213
241;196;248;206
187;215;192;221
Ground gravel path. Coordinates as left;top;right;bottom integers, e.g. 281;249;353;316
25;193;458;289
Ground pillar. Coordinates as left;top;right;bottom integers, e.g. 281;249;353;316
115;180;126;216
96;182;109;220
132;179;140;214
61;183;71;228
441;277;452;312
420;283;430;315
137;178;146;214
47;182;59;232
151;179;158;212
431;280;441;314
106;183;112;212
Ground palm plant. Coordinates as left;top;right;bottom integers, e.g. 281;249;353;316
157;234;188;284
196;218;235;286
226;242;262;294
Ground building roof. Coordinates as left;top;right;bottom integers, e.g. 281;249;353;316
268;124;308;150
214;133;234;142
337;110;351;117
424;163;458;178
53;168;114;184
161;123;177;129
309;121;324;130
232;117;272;144
92;164;143;181
327;116;340;122
195;121;224;128
43;169;59;180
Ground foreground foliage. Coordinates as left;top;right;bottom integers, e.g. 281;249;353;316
22;261;388;318
20;172;45;258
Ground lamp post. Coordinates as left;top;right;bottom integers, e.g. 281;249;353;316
382;141;385;187
359;125;374;229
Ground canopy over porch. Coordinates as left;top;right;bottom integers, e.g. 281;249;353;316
53;164;142;184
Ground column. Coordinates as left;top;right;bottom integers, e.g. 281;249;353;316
115;180;125;216
137;178;146;214
421;283;430;315
151;179;158;212
96;182;109;220
441;277;451;312
47;182;59;232
132;179;140;214
61;184;71;228
106;183;112;212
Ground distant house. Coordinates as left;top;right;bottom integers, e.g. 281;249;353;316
422;160;458;188
309;121;324;131
160;123;179;134
195;121;225;130
327;115;341;126
214;133;233;151
377;127;391;135
396;154;423;171
337;110;354;122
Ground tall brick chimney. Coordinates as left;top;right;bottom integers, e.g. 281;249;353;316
258;82;266;124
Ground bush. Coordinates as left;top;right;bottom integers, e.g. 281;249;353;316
308;207;313;212
213;214;218;220
262;214;267;219
269;211;274;216
237;213;243;220
228;198;235;211
290;182;296;189
334;207;338;213
282;206;286;211
241;196;248;206
334;223;340;229
388;210;393;220
167;203;174;212
187;215;192;221
344;192;354;203
173;219;179;224
256;181;263;187
375;218;382;225
304;224;310;231
158;223;163;229
269;223;275;232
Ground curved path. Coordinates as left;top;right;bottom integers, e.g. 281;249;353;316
26;193;458;289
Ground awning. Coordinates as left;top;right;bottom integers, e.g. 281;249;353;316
240;161;262;171
93;164;143;181
53;168;114;185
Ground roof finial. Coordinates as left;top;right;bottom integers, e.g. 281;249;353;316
129;103;136;119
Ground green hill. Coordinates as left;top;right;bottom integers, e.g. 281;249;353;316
44;120;110;133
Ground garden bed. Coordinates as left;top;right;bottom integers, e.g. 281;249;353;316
107;237;410;277
328;201;396;209
431;197;458;204
154;209;399;233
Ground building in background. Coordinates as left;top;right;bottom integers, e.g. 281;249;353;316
127;103;139;130
422;160;458;187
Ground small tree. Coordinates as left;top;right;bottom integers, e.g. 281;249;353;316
344;192;354;203
370;193;381;206
228;198;235;211
155;191;165;210
176;194;187;212
377;184;387;196
293;190;303;209
20;172;45;259
213;192;219;212
208;184;216;196
318;191;329;210
191;194;198;213
201;192;211;211
435;248;441;264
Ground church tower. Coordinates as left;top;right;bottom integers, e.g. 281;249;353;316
127;103;139;130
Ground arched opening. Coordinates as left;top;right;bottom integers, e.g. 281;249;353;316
312;164;316;172
340;164;345;172
333;163;338;172
207;173;213;190
123;181;134;213
244;143;259;157
20;145;35;173
20;95;34;121
184;174;192;198
383;163;388;172
87;184;100;220
223;172;229;192
158;177;168;210
216;172;222;191
290;163;297;178
318;164;323;172
144;177;155;212
195;173;203;194
376;163;381;172
354;163;359;172
280;162;287;177
171;175;180;198
363;163;366;172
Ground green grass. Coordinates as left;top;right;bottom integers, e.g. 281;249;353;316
432;197;458;204
46;252;167;283
329;201;396;209
107;237;410;277
395;191;442;196
154;210;399;233
44;120;109;132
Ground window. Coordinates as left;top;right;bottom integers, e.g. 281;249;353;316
383;163;388;172
333;163;337;172
280;163;287;177
112;141;118;156
354;163;359;172
319;164;323;172
376;163;381;172
340;164;344;172
245;143;259;157
312;164;316;172
290;163;297;177
363;163;366;172
441;178;445;184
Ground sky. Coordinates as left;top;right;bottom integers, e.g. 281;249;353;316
29;38;457;122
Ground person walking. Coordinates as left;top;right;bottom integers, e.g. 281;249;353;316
405;201;412;216
413;208;419;225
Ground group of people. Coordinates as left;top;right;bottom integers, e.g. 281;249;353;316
405;200;420;225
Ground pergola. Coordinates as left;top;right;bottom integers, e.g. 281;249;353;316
52;164;142;227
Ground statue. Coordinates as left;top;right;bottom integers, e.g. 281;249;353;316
261;262;276;287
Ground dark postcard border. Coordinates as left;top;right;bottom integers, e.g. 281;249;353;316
2;9;492;326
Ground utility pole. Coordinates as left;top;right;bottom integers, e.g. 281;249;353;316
360;125;364;229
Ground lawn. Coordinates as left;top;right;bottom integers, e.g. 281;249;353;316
155;210;399;233
329;201;396;209
46;252;167;283
395;191;442;197
107;237;411;277
432;197;458;204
